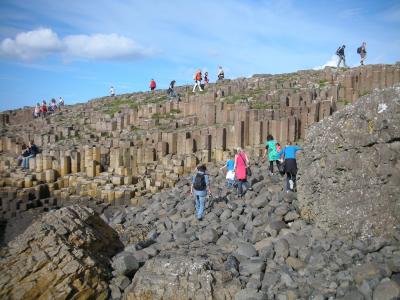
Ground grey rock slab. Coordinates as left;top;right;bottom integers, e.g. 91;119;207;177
199;228;219;244
234;288;267;300
373;278;400;300
236;242;258;258
111;252;139;276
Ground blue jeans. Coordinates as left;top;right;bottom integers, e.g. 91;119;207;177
195;195;206;219
23;154;34;169
226;179;235;188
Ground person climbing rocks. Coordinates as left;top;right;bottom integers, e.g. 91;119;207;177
277;141;302;192
234;147;252;197
217;66;224;80
150;79;157;92
22;141;39;169
167;80;177;98
336;45;347;68
190;164;211;220
110;86;115;97
192;70;203;92
262;134;281;176
220;156;235;188
358;42;367;66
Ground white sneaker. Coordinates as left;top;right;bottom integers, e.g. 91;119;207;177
289;180;294;190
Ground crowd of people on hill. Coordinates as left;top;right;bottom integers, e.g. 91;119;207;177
191;135;301;221
336;42;367;68
33;97;64;118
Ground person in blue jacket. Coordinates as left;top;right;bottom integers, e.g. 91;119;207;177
277;141;302;192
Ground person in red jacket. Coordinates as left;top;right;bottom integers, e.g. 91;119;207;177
150;79;156;91
41;100;48;117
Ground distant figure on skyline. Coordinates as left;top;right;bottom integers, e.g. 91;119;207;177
358;42;367;65
58;97;64;107
217;66;225;80
150;79;156;91
33;103;40;118
192;70;203;92
41;100;48;117
204;72;209;86
336;45;347;68
49;98;57;112
110;86;115;97
167;80;177;98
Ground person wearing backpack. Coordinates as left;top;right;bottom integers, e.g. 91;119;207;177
234;147;252;197
192;69;203;93
190;164;211;220
357;42;367;65
277;141;302;192
262;134;281;176
336;45;347;68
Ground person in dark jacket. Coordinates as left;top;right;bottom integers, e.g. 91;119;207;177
277;141;302;192
22;141;39;169
17;144;30;166
336;45;347;68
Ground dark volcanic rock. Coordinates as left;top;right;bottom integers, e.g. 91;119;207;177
298;86;400;239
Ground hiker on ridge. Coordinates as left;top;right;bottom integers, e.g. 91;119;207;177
33;103;40;118
277;141;302;193
192;70;203;92
262;134;281;176
191;164;211;221
358;42;367;66
168;80;177;98
234;147;252;197
110;86;115;97
150;79;157;92
336;45;347;68
217;66;224;80
204;72;209;86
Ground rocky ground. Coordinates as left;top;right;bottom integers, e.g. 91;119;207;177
1;160;399;300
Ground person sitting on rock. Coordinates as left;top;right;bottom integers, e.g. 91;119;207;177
220;157;235;188
49;98;57;113
234;147;252;197
277;141;302;192
262;134;281;176
17;144;30;167
22;141;39;169
150;79;156;92
191;164;211;221
217;66;224;80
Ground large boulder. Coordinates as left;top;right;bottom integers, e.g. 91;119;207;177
0;205;123;300
124;255;241;300
298;86;400;239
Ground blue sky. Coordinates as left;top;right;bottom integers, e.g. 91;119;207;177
0;0;399;111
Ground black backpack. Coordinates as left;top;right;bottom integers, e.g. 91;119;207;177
193;173;206;191
357;47;362;54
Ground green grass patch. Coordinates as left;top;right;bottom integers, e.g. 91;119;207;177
249;102;273;110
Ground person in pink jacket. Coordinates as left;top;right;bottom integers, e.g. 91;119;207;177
234;147;252;197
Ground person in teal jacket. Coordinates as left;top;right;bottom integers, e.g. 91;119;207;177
262;134;281;175
277;141;302;192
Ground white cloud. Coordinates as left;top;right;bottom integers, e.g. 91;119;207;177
0;28;63;60
0;28;153;61
313;55;338;70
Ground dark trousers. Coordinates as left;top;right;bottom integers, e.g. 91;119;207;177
286;172;296;191
237;179;250;196
269;160;281;173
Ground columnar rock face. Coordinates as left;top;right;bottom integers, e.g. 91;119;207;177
1;64;400;220
0;205;123;299
124;256;241;300
297;86;400;239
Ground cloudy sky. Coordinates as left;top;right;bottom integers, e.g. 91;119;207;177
0;0;399;111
